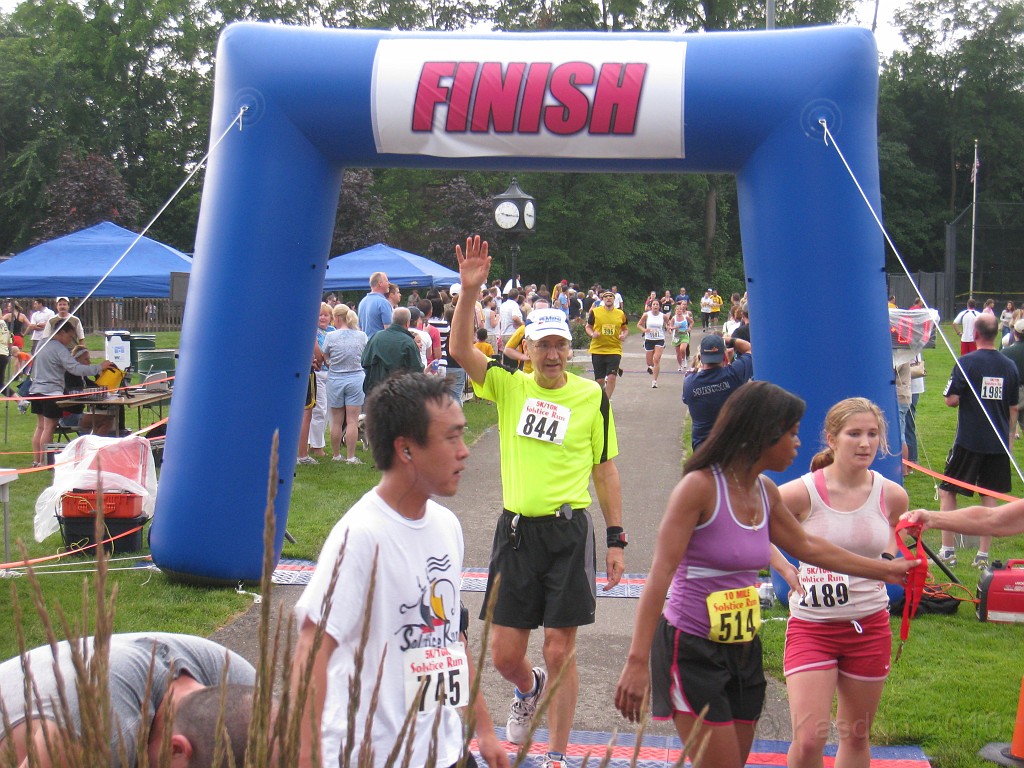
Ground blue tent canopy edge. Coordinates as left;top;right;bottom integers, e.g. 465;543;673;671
0;221;192;298
322;243;459;291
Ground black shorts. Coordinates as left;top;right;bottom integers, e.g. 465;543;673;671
591;354;621;381
31;396;62;420
644;339;665;351
481;509;596;629
651;616;765;725
305;368;316;409
939;444;1011;496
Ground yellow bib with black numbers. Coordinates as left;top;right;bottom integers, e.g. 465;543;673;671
706;586;761;643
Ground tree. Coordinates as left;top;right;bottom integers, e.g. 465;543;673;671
331;168;391;255
879;0;1024;273
32;151;141;242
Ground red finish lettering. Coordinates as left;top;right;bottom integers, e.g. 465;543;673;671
545;62;595;135
413;59;648;137
590;62;646;134
517;62;551;134
471;61;526;132
446;62;479;132
412;62;456;132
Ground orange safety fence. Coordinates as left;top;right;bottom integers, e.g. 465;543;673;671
0;524;148;571
902;458;1019;503
0;373;175;402
0;417;168;473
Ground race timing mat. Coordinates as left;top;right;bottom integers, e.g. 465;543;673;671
273;561;646;596
471;728;932;768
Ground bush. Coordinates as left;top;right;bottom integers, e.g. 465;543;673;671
570;320;590;349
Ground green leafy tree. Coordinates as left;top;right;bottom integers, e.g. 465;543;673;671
879;0;1024;272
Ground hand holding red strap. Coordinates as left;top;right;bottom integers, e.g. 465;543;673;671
894;519;930;656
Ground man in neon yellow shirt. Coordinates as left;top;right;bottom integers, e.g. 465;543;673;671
451;236;626;768
585;290;628;399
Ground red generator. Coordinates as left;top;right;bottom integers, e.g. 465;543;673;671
977;560;1024;623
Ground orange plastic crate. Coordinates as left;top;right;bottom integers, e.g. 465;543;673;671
60;491;143;519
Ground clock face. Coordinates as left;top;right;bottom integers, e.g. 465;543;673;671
523;201;536;229
494;201;520;229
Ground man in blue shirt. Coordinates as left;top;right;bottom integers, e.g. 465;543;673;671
937;313;1019;568
682;333;753;449
357;271;393;338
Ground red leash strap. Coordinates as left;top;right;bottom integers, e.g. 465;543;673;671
894;519;929;660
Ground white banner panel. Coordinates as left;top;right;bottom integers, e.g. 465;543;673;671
372;39;686;159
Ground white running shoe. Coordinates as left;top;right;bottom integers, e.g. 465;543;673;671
506;667;546;744
651;381;658;388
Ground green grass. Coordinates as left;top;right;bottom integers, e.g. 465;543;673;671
0;397;497;657
5;330;1024;766
755;328;1024;768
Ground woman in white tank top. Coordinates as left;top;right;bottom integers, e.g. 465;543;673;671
637;298;667;388
778;398;908;768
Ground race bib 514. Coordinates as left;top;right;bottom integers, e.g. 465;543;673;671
706;586;761;643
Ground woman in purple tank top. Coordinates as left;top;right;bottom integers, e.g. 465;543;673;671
615;382;916;768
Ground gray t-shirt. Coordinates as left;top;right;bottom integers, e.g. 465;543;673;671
322;328;368;374
0;633;255;767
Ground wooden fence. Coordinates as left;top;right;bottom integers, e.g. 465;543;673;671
66;298;183;333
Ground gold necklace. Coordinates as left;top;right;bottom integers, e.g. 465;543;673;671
726;467;762;527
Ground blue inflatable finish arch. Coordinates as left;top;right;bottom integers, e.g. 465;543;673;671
150;23;897;583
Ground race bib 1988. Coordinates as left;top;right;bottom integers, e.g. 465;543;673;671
981;376;1004;400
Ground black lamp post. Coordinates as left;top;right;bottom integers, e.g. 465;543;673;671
492;177;535;292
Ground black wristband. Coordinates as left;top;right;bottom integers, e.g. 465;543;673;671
880;552;895;561
606;526;628;548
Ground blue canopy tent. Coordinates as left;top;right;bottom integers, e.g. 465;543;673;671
0;221;192;297
322;243;459;291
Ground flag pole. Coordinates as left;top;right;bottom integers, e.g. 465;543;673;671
969;138;979;301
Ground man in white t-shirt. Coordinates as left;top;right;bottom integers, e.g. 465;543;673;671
290;373;508;768
45;296;85;342
27;298;55;352
953;298;981;356
499;288;524;346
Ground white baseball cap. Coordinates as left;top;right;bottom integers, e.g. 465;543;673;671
524;309;572;341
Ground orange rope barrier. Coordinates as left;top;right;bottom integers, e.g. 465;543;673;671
902;458;1019;503
0;524;146;571
0;373;174;403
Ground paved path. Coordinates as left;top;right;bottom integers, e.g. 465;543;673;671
211;327;794;744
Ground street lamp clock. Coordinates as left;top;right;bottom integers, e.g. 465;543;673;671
491;177;535;235
494;200;520;229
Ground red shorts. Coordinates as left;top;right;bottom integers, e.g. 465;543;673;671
783;608;892;681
